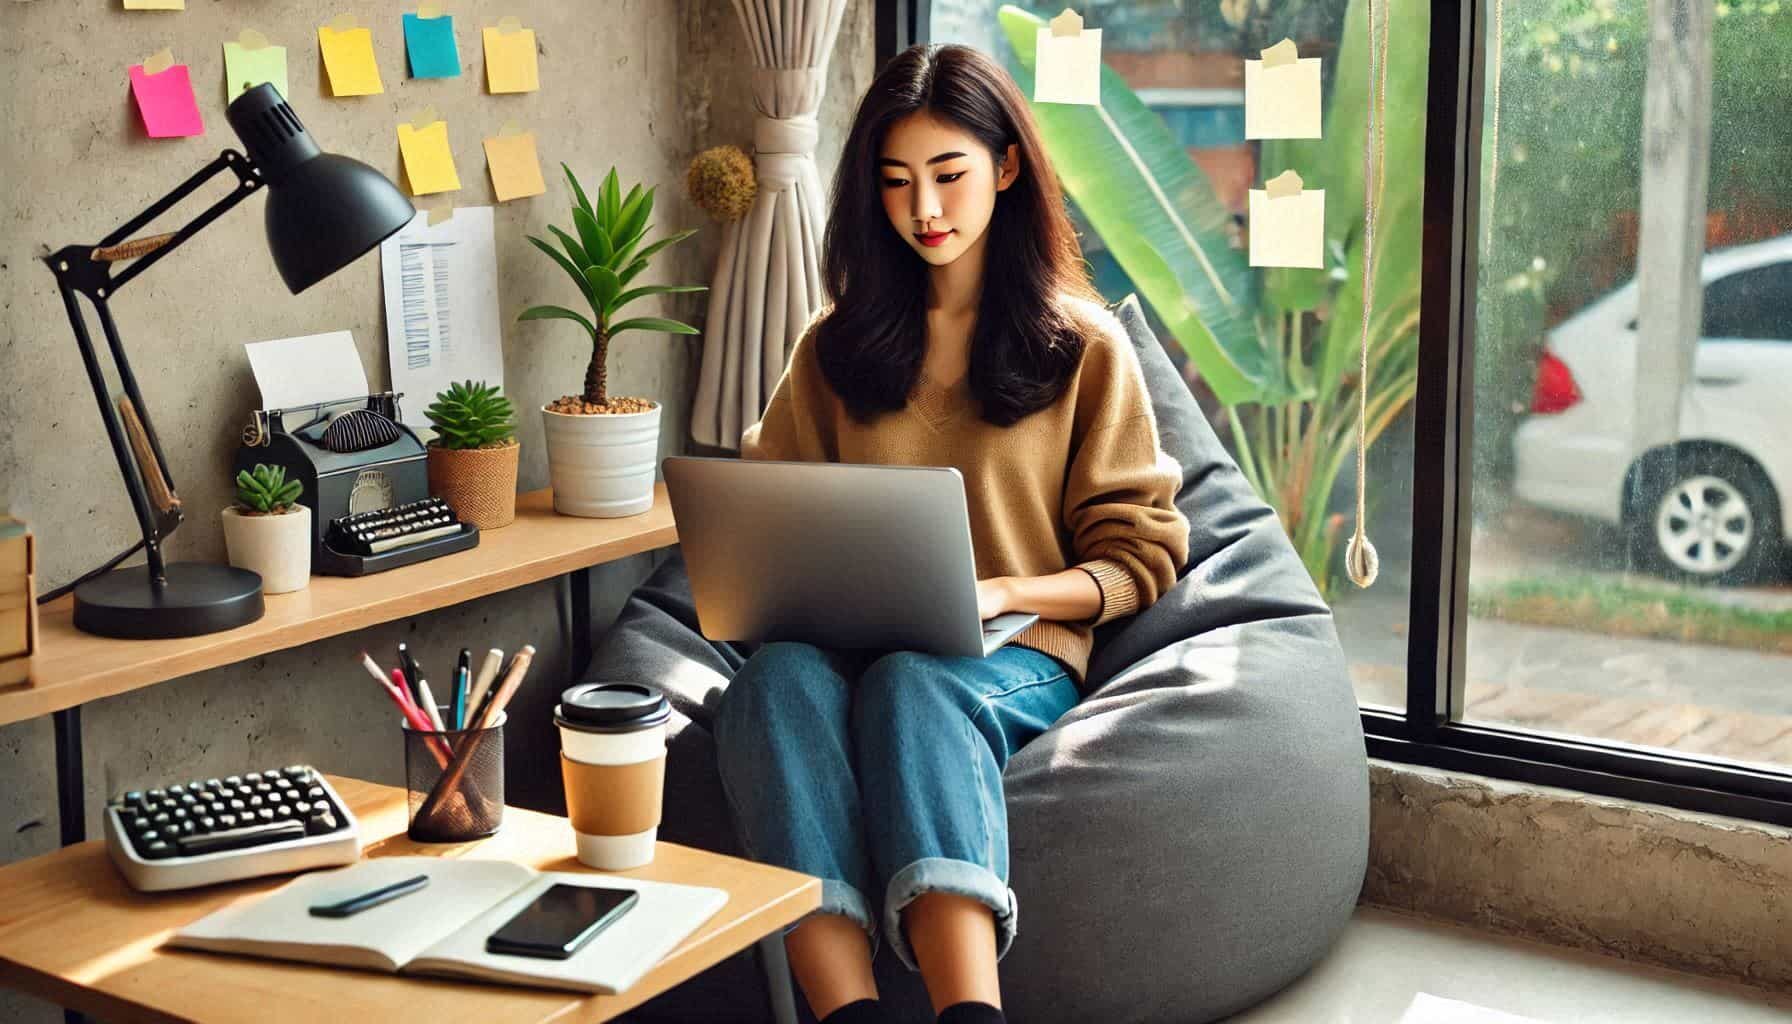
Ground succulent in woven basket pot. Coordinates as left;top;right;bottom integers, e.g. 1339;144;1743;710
221;463;312;594
424;380;520;531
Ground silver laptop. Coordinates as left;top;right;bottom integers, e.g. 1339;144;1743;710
662;456;1040;657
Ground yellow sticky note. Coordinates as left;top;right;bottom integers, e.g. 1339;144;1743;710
398;120;461;195
483;132;546;201
124;0;186;9
319;24;384;96
1248;172;1325;268
1244;39;1322;139
1034;10;1101;106
482;23;539;94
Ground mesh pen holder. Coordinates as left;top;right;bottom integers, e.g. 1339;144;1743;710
403;710;506;843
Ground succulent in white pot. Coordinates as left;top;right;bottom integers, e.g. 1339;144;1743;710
220;463;311;594
519;164;705;518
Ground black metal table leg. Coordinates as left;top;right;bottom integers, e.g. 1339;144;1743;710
570;567;592;682
758;935;799;1024
53;705;84;847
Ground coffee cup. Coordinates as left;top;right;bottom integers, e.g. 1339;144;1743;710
556;681;672;869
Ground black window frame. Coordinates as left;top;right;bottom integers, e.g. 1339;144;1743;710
892;0;1792;827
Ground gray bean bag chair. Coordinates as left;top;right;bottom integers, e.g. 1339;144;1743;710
595;295;1368;1023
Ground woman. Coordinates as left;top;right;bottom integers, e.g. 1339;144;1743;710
716;43;1191;1024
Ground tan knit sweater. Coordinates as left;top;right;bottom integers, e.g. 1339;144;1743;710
739;295;1191;688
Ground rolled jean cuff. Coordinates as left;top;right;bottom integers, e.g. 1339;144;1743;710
882;857;1019;973
782;878;880;961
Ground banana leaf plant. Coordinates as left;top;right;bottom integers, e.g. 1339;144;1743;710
996;1;1426;595
519;165;707;408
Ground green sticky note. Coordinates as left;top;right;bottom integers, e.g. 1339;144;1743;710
223;40;289;102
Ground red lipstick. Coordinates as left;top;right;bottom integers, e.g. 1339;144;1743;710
916;230;953;247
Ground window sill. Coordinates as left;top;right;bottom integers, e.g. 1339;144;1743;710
1363;759;1792;992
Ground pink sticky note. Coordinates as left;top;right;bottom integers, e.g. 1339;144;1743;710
129;63;205;138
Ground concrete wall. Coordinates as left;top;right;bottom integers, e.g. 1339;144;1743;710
0;2;874;1019
1363;761;1792;993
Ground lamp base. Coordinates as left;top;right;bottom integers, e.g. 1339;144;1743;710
73;563;265;639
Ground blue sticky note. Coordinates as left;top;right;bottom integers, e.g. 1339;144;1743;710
403;13;461;79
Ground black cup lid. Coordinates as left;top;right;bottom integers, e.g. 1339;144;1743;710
556;682;671;733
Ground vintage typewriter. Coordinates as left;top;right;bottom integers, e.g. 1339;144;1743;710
236;391;479;575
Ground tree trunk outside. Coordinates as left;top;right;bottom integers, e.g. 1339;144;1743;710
1633;0;1712;453
583;330;609;407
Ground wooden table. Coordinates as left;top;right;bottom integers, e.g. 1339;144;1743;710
0;776;820;1024
2;487;679;846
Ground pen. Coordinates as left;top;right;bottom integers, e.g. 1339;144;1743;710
452;648;471;730
464;648;513;732
417;679;447;732
398;643;426;708
467;648;503;717
309;874;430;918
476;644;536;729
374;662;452;762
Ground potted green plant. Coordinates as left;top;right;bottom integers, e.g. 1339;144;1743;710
220;463;310;594
424;380;520;530
519;164;705;518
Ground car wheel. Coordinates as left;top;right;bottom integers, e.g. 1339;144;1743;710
1625;449;1784;586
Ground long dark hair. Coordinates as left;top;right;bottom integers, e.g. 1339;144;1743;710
814;43;1100;427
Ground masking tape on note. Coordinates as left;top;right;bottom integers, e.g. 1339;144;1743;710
143;48;176;75
329;13;358;32
1261;37;1300;69
1050;8;1083;36
1265;169;1304;198
237;28;270;51
496;15;523;34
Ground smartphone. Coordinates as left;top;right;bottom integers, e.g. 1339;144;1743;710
485;883;640;960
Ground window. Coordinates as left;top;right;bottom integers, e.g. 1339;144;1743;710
1700;263;1792;341
1462;0;1792;787
891;0;1792;826
925;0;1424;717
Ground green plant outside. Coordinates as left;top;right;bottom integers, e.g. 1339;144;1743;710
235;463;301;514
519;164;707;407
996;1;1426;597
1470;575;1792;656
425;380;518;450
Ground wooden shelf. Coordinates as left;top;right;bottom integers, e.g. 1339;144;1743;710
0;487;678;727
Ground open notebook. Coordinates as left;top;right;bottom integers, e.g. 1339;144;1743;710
169;857;729;995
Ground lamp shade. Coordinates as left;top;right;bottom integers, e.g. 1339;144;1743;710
225;83;415;293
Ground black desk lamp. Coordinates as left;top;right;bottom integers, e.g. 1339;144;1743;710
44;83;415;639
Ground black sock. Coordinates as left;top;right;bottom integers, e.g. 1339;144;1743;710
938;1001;1006;1024
821;998;891;1024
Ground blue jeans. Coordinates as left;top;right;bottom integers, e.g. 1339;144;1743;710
712;641;1081;971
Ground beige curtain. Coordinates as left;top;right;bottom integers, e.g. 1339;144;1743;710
690;0;849;450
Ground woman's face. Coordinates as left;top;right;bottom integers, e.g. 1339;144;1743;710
878;111;1019;268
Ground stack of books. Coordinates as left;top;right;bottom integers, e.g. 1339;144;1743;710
0;518;34;686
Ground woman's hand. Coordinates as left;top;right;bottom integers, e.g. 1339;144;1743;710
976;577;1013;620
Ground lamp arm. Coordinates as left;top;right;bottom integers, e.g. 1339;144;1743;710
96;149;262;292
42;149;264;586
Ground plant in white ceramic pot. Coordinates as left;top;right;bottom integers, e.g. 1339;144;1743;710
220;463;311;594
520;164;706;518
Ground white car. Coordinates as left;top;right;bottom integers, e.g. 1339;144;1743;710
1513;235;1792;585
